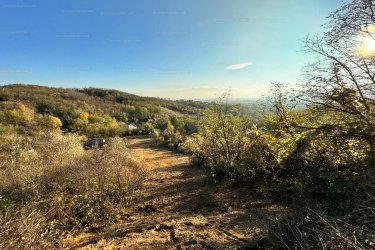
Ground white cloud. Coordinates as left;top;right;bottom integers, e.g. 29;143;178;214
226;61;253;70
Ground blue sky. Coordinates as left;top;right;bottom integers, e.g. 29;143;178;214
0;0;342;99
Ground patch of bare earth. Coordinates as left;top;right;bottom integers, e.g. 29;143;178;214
61;137;286;249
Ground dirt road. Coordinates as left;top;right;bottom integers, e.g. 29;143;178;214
63;137;285;249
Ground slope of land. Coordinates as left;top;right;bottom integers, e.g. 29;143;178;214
0;84;207;123
62;137;286;249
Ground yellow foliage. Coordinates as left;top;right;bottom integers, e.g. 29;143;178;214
17;103;28;111
79;112;89;120
164;121;175;135
44;115;63;128
6;106;34;123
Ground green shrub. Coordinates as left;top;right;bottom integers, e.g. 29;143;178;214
187;106;276;184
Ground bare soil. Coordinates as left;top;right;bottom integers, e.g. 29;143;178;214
62;136;286;249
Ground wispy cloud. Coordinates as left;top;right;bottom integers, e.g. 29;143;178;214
226;61;253;70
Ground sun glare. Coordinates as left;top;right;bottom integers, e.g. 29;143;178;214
357;24;375;57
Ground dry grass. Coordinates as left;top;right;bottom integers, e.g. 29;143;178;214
266;176;375;250
62;137;287;249
0;132;146;249
266;205;375;250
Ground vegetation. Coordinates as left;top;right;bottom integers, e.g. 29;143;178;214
182;1;375;248
0;128;145;248
1;0;375;248
0;84;206;137
0;90;150;248
0;84;207;248
185;104;274;184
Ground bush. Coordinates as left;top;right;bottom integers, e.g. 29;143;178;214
186;106;275;184
0;132;146;248
152;120;185;150
263;202;375;249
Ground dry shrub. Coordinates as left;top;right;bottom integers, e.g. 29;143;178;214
0;132;84;198
264;171;375;250
0;132;146;249
0;206;53;250
39;137;146;199
266;206;375;250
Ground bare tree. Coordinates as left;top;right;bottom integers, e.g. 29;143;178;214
300;0;375;150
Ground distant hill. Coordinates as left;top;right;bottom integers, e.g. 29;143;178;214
0;84;208;128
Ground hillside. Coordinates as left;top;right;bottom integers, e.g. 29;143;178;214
0;84;207;125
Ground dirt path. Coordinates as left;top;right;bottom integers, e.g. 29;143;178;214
63;137;286;249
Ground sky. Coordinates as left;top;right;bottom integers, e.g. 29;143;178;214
0;0;342;99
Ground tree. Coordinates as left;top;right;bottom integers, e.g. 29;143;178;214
170;116;185;131
301;0;375;152
70;112;90;133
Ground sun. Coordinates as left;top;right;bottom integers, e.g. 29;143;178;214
358;36;375;57
357;25;375;57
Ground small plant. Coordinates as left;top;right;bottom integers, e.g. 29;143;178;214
0;195;11;211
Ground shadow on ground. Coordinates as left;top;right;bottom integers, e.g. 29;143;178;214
62;137;287;249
